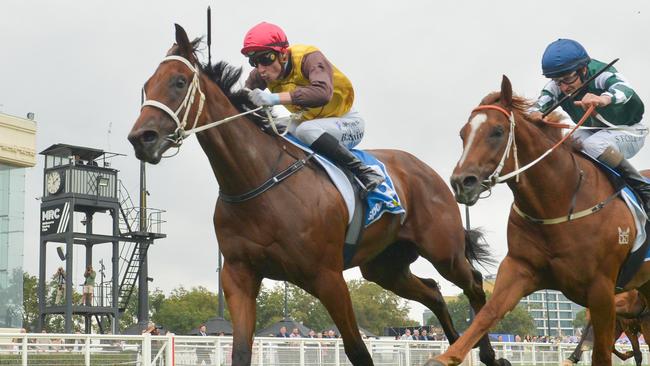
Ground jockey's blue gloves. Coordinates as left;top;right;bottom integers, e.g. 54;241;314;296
249;88;281;107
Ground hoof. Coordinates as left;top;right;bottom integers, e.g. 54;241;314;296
495;358;511;366
423;359;446;366
562;360;575;366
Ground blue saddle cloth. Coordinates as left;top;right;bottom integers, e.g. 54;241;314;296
284;134;406;227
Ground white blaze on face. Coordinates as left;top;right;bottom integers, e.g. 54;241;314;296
457;113;487;167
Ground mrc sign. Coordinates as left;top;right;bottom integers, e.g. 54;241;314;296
41;202;70;235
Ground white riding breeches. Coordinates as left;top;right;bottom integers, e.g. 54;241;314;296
288;109;365;149
572;122;648;159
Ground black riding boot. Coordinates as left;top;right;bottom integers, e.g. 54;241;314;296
599;146;650;213
618;159;650;213
310;133;385;192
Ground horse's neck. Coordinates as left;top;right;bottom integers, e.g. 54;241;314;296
507;118;584;217
198;82;282;194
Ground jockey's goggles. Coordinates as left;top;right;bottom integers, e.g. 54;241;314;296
248;51;278;67
552;72;580;86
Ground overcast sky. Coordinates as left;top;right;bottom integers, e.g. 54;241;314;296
2;1;649;323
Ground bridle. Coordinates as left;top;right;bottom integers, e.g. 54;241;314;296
472;104;595;187
471;104;619;224
139;54;312;203
140;55;264;147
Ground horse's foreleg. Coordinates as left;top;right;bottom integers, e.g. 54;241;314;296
314;270;373;366
428;257;535;366
587;277;616;366
222;261;261;366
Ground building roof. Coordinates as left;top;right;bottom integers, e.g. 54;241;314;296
255;318;313;337
322;324;378;338
121;322;169;335
188;317;233;335
40;143;124;161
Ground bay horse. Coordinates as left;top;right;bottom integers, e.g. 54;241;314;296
426;75;650;366
566;290;650;366
128;25;507;366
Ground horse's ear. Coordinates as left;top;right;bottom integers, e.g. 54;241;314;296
174;23;192;58
500;75;513;108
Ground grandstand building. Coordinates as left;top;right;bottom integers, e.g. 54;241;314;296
0;111;37;328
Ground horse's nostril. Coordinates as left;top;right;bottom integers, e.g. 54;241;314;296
462;175;479;189
141;130;159;144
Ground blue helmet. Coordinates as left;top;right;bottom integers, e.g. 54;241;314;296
541;39;590;78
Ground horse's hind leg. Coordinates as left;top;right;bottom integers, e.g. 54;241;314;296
564;323;591;365
359;241;460;343
427;256;536;366
313;270;374;366
616;320;642;366
222;261;262;366
416;237;506;366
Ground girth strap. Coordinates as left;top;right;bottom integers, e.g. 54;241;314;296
512;189;621;225
219;154;315;203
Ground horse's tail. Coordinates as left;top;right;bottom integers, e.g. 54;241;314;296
464;228;496;269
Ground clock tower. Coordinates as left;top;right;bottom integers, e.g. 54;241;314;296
38;144;165;334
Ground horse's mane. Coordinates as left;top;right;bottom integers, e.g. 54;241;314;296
480;92;582;152
170;38;270;129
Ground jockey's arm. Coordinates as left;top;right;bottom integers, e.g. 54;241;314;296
531;81;560;115
594;70;636;105
290;51;334;108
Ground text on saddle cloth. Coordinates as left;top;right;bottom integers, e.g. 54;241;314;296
283;133;406;227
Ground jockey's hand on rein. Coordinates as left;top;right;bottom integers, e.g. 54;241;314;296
574;93;612;110
249;88;281;107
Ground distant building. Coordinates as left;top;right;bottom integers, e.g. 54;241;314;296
422;275;584;336
0;112;37;328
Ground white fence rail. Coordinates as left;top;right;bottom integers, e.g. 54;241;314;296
0;333;646;365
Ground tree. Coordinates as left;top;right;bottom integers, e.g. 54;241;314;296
22;272;39;331
426;293;535;336
152;286;218;334
573;309;587;329
255;284;286;330
491;305;536;337
287;284;331;331
348;279;418;335
254;280;417;335
426;294;471;332
119;287;168;332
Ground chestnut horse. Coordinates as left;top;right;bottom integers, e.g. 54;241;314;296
426;76;650;366
128;25;506;366
566;290;650;366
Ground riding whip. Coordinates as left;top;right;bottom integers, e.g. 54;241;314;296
542;58;619;118
207;6;212;66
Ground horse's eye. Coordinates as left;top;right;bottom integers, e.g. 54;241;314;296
175;77;187;89
490;126;504;139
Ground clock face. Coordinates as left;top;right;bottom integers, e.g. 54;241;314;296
46;171;62;195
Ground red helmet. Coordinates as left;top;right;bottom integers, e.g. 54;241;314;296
241;22;289;56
